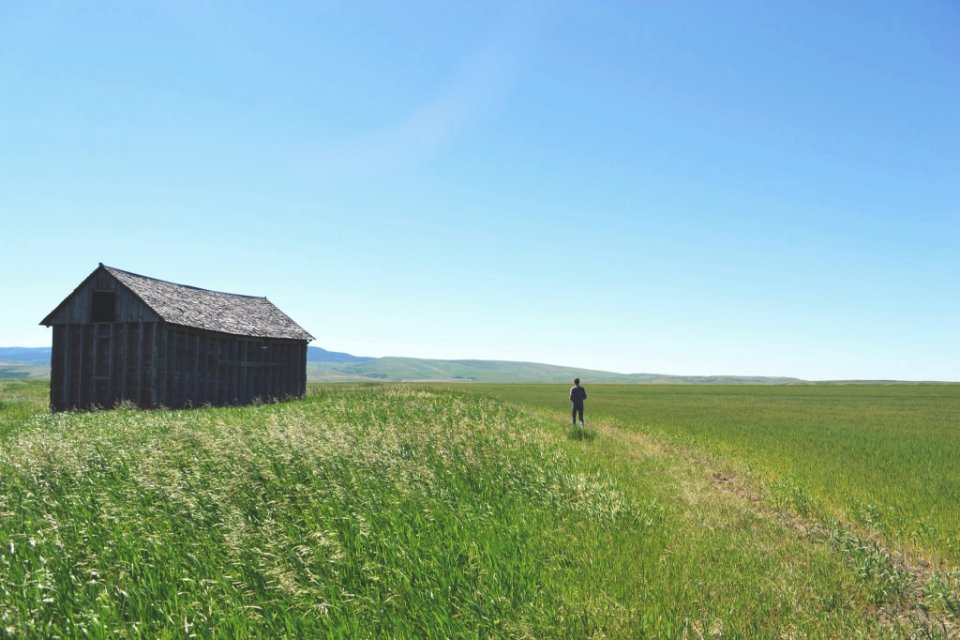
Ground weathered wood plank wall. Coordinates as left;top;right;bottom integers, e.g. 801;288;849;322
50;322;307;411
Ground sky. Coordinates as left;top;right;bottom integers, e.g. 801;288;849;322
1;1;958;381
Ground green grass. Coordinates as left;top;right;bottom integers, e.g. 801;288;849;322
0;380;48;438
465;384;960;565
1;380;957;637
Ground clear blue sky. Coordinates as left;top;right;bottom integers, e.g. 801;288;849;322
2;1;958;380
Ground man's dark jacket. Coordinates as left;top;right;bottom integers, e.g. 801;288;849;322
569;385;587;405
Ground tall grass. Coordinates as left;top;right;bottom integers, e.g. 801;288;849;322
0;385;637;637
0;381;943;637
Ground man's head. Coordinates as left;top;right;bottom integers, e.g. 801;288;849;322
574;378;580;386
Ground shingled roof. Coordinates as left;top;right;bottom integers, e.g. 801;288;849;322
105;266;314;341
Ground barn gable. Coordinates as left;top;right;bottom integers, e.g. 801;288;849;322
40;265;161;326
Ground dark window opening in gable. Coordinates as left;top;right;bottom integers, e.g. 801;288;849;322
92;291;116;323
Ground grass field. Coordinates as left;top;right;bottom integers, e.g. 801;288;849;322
468;384;960;564
456;383;960;633
1;379;958;638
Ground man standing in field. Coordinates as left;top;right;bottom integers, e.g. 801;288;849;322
570;378;587;428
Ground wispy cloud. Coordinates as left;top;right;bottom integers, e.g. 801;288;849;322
304;2;543;179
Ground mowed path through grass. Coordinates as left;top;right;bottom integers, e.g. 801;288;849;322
466;384;960;568
1;379;958;637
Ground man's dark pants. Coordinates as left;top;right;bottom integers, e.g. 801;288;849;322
572;402;584;425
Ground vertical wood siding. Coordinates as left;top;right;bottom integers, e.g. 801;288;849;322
50;323;307;411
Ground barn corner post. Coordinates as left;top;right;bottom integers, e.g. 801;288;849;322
39;264;314;411
47;325;61;411
300;341;307;397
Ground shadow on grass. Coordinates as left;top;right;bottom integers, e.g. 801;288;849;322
567;426;596;441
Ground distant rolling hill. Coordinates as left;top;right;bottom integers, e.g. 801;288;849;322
0;347;51;378
0;347;51;366
1;345;803;384
306;346;374;364
0;363;50;379
307;355;801;385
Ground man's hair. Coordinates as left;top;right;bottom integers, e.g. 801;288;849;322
574;378;580;385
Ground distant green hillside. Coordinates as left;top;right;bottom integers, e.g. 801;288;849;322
308;357;800;384
0;361;50;379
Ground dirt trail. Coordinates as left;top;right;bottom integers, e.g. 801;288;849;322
560;415;960;639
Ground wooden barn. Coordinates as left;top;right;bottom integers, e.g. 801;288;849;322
40;264;314;411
